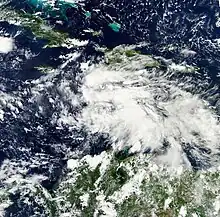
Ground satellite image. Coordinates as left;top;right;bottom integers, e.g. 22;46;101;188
0;0;220;216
